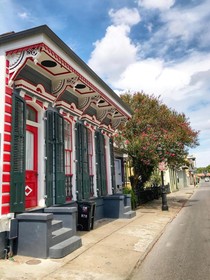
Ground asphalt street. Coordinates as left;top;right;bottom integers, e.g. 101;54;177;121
130;182;210;280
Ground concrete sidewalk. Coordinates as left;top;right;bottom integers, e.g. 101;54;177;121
0;185;197;280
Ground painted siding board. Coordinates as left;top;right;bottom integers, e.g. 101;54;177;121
3;153;11;162
2;184;10;192
1;205;10;215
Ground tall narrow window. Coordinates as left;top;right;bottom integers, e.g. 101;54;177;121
64;121;72;175
26;131;34;170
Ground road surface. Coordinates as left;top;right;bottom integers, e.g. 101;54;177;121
130;183;210;280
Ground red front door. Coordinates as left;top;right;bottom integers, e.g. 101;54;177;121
25;125;38;208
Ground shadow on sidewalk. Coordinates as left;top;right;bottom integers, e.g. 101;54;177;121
77;218;115;237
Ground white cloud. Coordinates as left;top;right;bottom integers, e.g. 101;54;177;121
112;49;210;167
113;58;164;93
109;7;141;26
88;3;210;107
113;51;210;100
88;8;140;83
138;0;175;10
137;1;210;59
18;12;29;19
161;2;210;43
88;2;210;166
88;25;139;82
0;1;37;33
88;7;141;81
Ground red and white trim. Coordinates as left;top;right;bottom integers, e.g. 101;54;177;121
1;86;13;215
6;43;131;119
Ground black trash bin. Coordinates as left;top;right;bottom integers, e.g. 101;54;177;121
77;201;96;231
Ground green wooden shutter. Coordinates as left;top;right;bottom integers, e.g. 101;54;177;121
10;92;26;212
95;130;107;196
109;138;116;194
75;122;90;200
75;122;83;200
55;113;65;204
99;132;107;196
82;124;90;199
95;131;101;196
45;109;54;207
45;108;65;206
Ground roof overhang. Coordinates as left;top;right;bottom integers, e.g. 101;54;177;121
1;25;132;130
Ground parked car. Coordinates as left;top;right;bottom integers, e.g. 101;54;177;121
205;177;209;182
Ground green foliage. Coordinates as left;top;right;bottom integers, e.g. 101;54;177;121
145;170;161;187
114;92;199;187
197;165;210;173
123;187;137;210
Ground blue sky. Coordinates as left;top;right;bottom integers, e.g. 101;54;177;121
1;0;210;167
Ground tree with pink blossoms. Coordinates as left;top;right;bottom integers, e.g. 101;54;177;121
114;92;199;187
